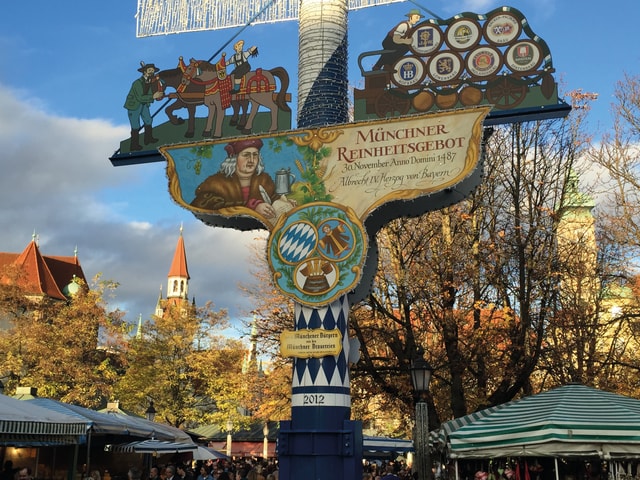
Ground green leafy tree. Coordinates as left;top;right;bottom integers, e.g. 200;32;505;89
238;240;294;422
0;274;126;407
114;301;247;429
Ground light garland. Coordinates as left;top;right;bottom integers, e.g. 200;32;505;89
136;0;406;37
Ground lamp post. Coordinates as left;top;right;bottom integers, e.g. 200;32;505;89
145;401;157;422
263;423;269;460
410;355;433;480
144;401;157;472
226;420;233;458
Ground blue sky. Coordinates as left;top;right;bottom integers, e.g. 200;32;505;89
0;0;637;327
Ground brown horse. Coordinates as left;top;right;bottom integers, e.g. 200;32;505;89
181;58;291;138
229;66;291;134
156;62;205;138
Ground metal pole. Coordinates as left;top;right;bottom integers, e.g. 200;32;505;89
415;400;431;480
85;429;92;479
226;421;233;458
263;423;269;460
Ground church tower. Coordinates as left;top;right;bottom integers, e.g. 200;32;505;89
155;226;193;318
556;170;597;304
166;225;190;305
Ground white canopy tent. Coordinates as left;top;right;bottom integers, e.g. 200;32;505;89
23;397;192;442
0;393;87;446
17;395;195;478
192;446;229;460
363;435;413;459
101;409;193;443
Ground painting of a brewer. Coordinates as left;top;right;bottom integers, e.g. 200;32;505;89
190;138;297;225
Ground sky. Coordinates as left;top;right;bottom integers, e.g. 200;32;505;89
0;0;638;332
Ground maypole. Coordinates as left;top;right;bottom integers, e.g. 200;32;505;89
297;0;349;127
276;1;362;478
133;2;402;479
126;1;557;479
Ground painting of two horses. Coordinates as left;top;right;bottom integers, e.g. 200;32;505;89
119;56;292;155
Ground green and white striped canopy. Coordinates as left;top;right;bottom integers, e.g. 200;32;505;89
438;384;640;459
430;402;514;450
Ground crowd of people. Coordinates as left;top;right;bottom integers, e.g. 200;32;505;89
1;462;33;480
123;457;412;480
363;460;415;480
3;453;416;480
138;459;277;480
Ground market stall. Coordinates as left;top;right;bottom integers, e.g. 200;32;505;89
433;384;640;480
0;393;87;446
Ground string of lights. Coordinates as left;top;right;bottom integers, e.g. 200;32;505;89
136;0;406;37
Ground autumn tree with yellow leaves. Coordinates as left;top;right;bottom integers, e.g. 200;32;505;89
113;301;248;429
239;86;640;439
0;275;126;407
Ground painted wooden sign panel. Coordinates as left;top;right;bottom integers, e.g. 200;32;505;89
111;49;293;164
354;6;570;123
280;328;343;358
159;106;489;306
160;107;489;228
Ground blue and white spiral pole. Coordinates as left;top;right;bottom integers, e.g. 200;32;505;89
297;0;349;127
295;0;351;420
277;1;362;479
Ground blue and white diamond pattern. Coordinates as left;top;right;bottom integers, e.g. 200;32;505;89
278;221;317;264
268;203;368;307
292;296;351;392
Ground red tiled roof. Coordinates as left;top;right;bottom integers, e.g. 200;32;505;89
0;241;87;301
168;232;190;279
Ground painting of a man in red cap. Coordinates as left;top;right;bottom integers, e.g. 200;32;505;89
190;138;296;222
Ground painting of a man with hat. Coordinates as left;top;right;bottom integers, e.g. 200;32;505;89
124;61;165;151
190;138;296;222
372;9;425;71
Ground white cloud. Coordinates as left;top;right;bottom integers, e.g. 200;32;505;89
0;83;261;329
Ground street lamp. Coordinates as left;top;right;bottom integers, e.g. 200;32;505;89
144;401;157;472
411;355;433;480
263;423;270;459
226;420;233;458
145;401;157;422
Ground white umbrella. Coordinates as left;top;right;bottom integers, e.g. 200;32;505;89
193;446;229;461
109;439;197;454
